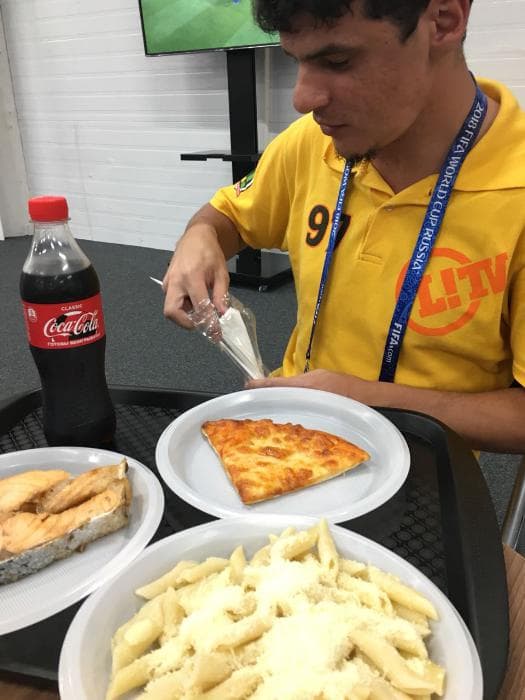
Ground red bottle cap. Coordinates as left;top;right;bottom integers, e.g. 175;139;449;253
28;196;69;222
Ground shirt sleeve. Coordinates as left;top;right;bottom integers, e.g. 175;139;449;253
209;125;295;251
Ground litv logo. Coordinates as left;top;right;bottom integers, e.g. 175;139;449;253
396;248;508;337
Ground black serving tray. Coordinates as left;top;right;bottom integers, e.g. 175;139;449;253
0;386;508;699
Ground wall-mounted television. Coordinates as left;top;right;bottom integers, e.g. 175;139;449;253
138;0;279;56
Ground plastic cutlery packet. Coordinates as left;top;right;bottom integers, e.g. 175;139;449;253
187;294;268;380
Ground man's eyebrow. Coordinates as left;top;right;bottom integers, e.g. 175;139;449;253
282;43;361;61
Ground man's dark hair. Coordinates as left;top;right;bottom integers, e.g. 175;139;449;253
253;0;473;42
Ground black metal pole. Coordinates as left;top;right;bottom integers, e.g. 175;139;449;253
226;48;262;276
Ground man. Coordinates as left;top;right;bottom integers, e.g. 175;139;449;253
163;0;525;453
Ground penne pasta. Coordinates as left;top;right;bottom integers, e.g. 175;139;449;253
113;595;164;648
212;613;272;650
370;677;414;699
249;542;272;566
158;587;185;644
317;517;339;579
176;557;230;585
198;667;262;699
135;560;197;600
138;669;186;699
392;602;431;637
106;655;150;700
349;629;444;695
190;650;235;691
113;617;162;672
337;571;394;614
270;525;318;561
228;544;246;584
340;558;369;577
106;520;446;700
367;566;439;621
351;686;374;700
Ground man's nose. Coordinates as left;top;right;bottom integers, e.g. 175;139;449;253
292;65;330;114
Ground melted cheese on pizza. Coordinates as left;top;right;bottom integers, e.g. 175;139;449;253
201;419;370;504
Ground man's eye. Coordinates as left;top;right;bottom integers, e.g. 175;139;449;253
324;59;350;70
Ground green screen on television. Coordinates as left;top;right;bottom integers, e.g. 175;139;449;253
139;0;279;55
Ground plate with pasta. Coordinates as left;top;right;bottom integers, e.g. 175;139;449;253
59;515;482;700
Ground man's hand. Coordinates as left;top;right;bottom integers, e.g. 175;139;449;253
247;370;525;453
163;224;230;329
246;369;374;403
162;204;243;329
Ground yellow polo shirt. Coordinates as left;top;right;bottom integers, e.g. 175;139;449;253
210;79;525;392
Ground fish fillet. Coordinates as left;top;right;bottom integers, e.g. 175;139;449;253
36;459;128;514
0;479;131;584
0;470;70;513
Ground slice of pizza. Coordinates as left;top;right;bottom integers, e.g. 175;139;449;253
201;418;370;504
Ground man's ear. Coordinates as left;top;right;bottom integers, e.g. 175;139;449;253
425;0;471;48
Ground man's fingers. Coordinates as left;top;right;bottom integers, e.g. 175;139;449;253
162;248;230;329
163;273;209;328
245;377;288;389
163;292;194;329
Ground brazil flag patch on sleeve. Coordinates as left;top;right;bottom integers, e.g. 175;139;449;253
234;170;255;196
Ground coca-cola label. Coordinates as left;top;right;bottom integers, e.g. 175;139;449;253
22;294;106;349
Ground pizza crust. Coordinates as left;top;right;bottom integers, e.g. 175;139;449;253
201;418;370;504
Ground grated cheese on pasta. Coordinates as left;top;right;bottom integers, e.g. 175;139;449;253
106;522;445;700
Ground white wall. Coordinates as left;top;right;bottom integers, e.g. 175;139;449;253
0;0;234;248
0;0;523;249
466;0;525;104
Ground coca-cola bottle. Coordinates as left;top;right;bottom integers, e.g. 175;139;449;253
20;195;116;446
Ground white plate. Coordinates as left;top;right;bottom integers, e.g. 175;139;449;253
155;387;410;522
59;515;483;700
0;446;164;634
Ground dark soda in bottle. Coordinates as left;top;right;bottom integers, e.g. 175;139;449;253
20;196;116;446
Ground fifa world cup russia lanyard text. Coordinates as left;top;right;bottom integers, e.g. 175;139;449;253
304;84;488;380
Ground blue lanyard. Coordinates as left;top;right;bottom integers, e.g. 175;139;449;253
379;85;487;381
304;160;353;372
304;85;488;380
